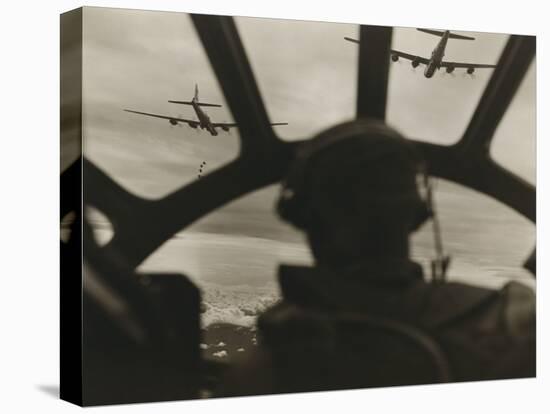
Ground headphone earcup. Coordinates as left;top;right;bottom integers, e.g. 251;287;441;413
276;193;295;227
277;188;307;229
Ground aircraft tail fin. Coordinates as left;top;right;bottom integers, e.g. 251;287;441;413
168;83;222;107
168;100;194;105
448;32;475;40
168;100;222;107
195;102;222;107
417;28;475;40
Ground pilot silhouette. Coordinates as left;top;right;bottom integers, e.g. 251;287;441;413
218;120;535;397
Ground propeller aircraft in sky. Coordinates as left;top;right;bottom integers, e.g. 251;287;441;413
125;84;288;136
345;28;498;78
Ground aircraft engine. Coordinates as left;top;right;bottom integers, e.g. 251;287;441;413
169;119;178;126
391;53;399;62
446;65;455;73
189;123;198;129
221;125;230;132
411;58;420;68
467;67;475;74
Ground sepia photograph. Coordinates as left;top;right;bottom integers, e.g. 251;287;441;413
60;5;536;407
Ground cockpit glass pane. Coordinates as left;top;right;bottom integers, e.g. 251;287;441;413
236;16;358;141
139;184;313;331
490;62;536;185
411;179;534;290
387;27;508;144
83;7;239;200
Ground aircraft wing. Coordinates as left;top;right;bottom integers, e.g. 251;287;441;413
390;50;430;65
210;122;288;129
440;61;497;69
210;122;238;129
344;36;360;44
124;109;198;126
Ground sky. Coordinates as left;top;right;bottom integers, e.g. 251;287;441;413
80;6;536;267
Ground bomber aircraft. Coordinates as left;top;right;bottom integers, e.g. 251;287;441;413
345;28;498;78
125;84;288;136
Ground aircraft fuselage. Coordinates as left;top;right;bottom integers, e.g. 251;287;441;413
191;98;218;136
424;30;450;78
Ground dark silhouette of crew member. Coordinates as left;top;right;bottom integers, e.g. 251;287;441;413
218;120;535;397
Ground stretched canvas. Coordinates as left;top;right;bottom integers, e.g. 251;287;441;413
60;6;536;406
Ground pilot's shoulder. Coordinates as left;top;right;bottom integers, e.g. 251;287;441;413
499;280;535;302
439;280;535;337
497;281;536;337
417;281;496;328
